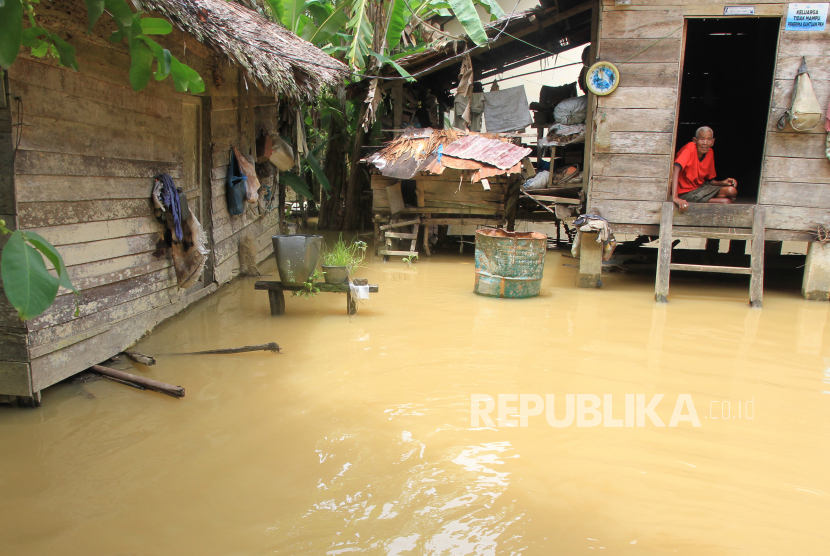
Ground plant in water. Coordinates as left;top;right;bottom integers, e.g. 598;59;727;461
0;219;79;320
321;234;367;273
292;270;322;299
402;253;417;266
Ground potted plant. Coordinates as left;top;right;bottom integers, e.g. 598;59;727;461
320;234;367;284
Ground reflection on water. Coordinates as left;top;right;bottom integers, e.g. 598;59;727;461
1;240;829;555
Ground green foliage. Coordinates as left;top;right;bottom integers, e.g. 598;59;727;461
385;0;408;49
321;234;367;270
402;253;417;265
292;270;322;298
0;221;79;321
444;0;487;45
0;0;23;69
345;0;372;69
0;0;202;93
280;171;314;199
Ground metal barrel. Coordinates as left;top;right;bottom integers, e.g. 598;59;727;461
474;229;547;298
272;235;323;285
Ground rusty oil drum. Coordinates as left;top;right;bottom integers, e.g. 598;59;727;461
474;229;547;298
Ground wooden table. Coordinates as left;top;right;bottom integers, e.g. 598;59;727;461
255;279;379;316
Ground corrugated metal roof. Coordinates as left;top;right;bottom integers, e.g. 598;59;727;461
441;135;531;170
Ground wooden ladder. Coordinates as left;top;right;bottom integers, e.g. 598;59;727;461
655;202;765;307
378;217;420;261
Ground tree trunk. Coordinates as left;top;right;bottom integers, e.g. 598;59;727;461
318;118;346;230
342;102;367;230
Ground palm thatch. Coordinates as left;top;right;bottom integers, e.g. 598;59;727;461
132;0;350;102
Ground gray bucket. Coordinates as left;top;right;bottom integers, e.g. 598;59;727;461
272;234;323;286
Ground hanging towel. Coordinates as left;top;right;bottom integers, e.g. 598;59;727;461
482;86;532;133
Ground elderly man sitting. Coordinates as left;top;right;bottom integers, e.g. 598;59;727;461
672;126;738;212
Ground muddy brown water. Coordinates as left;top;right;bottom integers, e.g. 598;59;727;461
1;242;829;555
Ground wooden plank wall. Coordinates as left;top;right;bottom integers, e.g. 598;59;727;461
371;171;508;216
0;69;33;397
589;1;830;237
2;0;283;395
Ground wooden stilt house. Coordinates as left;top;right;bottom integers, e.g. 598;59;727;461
578;0;830;304
0;0;348;404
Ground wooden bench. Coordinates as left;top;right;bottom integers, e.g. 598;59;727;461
255;279;379;316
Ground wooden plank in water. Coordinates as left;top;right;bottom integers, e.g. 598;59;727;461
670;263;752;275
254;281;380;293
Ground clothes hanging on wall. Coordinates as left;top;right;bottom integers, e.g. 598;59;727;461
155;174;183;241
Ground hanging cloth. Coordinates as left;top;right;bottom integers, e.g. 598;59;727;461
226;148;248;215
156;174;183;241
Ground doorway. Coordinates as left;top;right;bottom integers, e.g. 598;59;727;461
181;96;214;287
675;18;780;202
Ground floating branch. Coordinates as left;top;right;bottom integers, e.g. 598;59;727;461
179;342;281;355
91;365;185;398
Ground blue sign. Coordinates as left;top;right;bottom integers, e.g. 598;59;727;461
786;3;828;31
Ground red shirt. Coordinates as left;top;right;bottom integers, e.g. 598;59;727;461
674;142;716;195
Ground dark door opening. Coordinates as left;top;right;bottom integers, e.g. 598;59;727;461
675;18;780;203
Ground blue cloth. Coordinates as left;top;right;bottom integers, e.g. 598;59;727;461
158;174;183;241
537;159;550;172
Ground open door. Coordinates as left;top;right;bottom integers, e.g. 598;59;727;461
674;17;781;203
182;96;214;287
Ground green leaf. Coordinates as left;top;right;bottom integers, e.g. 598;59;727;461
282;0;309;33
0;0;23;69
21;26;48;46
345;0;374;69
138;36;171;80
300;17;317;42
170;56;189;92
304;152;330;193
385;0;407;49
128;43;153;90
446;0;488;45
280;172;314;199
51;34;79;71
368;50;414;82
23;231;78;294
108;29;125;43
182;63;205;93
84;0;105;32
104;0;134;28
139;17;173;35
1;231;60;321
476;0;504;20
29;40;48;57
263;0;284;24
308;5;348;46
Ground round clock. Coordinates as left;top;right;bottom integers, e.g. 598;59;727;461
585;61;620;96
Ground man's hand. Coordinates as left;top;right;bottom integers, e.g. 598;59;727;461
673;197;689;212
724;178;737;188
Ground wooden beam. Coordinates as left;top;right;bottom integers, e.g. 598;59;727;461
655;202;674;303
669;264;752;275
749;206;765;308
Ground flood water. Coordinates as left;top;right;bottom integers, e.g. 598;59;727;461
2;237;829;555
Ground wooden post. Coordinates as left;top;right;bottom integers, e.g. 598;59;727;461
578;232;603;288
278;180;286;234
268;288;286;315
422;213;432;256
655;202;674;302
802;242;830;301
347;290;356;315
392;82;403;132
705;239;720;253
749;205;765;308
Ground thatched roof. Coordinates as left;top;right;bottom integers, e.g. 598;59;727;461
133;0;350;101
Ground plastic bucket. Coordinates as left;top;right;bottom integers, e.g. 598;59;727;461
272;234;323;286
474;229;547;298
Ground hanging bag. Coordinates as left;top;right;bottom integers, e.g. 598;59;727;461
778;57;822;132
226;148;247;216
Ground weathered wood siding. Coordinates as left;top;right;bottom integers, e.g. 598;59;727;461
2;0;283;395
589;2;830;238
371;171;509;216
0;69;32;397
